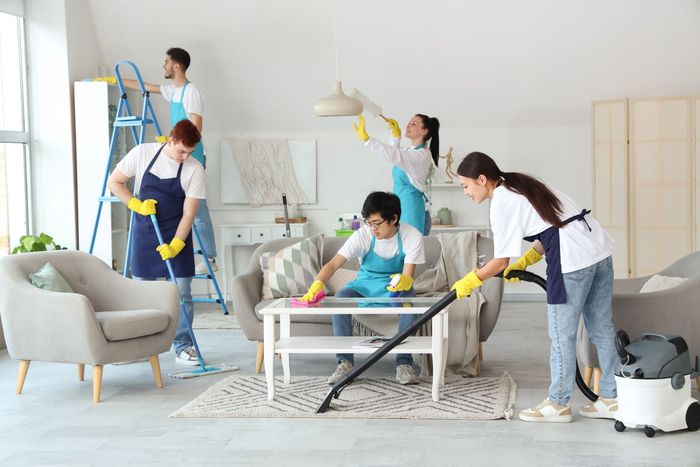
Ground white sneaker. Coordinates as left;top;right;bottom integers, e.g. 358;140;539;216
175;347;201;366
327;360;354;385
195;258;218;275
396;364;421;385
579;398;618;419
519;398;573;423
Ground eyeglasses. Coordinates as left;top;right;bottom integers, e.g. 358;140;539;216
363;218;387;229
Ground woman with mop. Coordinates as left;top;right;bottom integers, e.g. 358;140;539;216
353;113;440;235
449;151;619;423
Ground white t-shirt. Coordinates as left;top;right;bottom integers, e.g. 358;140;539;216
116;143;206;199
490;185;613;273
365;137;435;193
338;223;425;265
160;82;206;155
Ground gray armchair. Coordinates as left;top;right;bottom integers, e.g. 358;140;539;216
231;234;503;373
0;250;180;402
577;250;700;391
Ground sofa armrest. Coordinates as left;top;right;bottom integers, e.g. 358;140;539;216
231;269;263;341
0;283;108;364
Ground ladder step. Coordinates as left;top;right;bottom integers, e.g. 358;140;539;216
193;297;222;304
98;196;121;203
114;117;154;127
193;274;212;279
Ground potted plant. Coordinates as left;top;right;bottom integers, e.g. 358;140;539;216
11;233;66;254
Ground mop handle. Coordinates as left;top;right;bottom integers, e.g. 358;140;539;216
149;214;177;283
282;192;291;238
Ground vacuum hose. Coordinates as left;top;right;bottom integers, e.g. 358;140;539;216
499;269;599;402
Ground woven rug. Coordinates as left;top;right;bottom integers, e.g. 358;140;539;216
193;309;241;330
170;374;516;420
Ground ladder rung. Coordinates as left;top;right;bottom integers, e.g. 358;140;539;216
114;118;154;127
193;274;212;279
193;297;221;304
98;196;121;203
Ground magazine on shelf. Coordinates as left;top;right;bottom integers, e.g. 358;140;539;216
352;337;406;349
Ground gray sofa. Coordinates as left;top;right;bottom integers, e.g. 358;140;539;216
0;250;180;402
577;250;700;391
230;234;503;373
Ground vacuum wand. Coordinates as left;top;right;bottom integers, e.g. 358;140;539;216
282;192;291;239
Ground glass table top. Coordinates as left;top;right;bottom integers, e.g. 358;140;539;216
266;296;443;310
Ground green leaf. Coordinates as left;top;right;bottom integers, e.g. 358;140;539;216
21;236;36;251
38;233;54;244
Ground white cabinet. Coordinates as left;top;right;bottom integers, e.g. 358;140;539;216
75;81;139;272
219;222;310;299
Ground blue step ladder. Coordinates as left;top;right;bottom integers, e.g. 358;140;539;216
89;60;228;315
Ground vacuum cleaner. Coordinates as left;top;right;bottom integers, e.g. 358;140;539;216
613;330;700;437
316;269;597;413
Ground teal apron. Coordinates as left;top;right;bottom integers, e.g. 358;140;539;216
171;82;205;167
344;232;406;297
391;143;429;235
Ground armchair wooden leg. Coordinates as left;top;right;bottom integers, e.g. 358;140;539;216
256;341;264;374
149;355;164;388
479;342;484;362
16;360;30;394
77;364;85;381
592;367;602;395
92;365;103;403
583;366;593;387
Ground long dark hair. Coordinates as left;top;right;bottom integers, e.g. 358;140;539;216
415;114;440;166
457;151;564;228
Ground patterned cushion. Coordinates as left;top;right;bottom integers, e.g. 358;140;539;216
260;234;323;300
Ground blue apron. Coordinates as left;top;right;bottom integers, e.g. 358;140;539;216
523;209;592;304
344;232;406;298
392;143;429;235
171;82;205;167
130;145;195;279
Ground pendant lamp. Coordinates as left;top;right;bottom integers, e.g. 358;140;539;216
314;1;362;117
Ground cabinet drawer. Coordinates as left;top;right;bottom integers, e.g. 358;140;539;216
251;227;272;243
223;227;251;244
271;226;293;239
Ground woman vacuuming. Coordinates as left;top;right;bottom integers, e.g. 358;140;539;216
353;113;439;235
450;151;619;423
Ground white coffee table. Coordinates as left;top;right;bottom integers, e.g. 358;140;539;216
260;296;449;402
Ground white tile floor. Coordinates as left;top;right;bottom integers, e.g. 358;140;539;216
0;301;698;466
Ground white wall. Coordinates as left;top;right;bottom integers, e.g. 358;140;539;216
26;0;700;294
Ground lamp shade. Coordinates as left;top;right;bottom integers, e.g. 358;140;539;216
314;81;363;117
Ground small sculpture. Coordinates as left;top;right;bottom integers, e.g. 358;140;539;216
439;146;458;183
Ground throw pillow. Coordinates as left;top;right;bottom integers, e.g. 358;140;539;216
327;267;358;294
260;234;323;300
639;274;688;293
29;262;74;293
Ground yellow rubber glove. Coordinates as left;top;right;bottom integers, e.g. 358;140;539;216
155;135;168;144
353;115;369;142
156;237;185;261
387;273;413;292
300;280;325;302
94;76;117;85
386;118;401;138
451;270;484;299
503;247;543;282
127;197;157;216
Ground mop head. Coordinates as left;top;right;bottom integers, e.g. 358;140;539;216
168;363;239;379
350;88;383;118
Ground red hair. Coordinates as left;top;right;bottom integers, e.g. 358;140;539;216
170;120;201;148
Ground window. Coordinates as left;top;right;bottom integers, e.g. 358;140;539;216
0;11;30;255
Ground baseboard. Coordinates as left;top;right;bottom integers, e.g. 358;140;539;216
503;292;546;302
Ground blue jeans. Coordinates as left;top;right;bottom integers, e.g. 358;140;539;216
333;287;417;366
133;275;194;354
194;198;217;259
424;210;431;236
547;256;619;405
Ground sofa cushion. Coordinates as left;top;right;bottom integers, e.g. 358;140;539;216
260;234;323;300
29;262;74;293
639;274;688;293
327;267;358;294
95;309;171;342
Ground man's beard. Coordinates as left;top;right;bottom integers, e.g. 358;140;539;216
164;72;173;79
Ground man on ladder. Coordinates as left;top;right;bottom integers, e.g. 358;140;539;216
98;47;217;275
107;120;205;365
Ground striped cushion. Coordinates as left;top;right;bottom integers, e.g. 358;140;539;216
260;234;323;300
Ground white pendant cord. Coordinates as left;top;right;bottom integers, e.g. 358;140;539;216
333;0;339;81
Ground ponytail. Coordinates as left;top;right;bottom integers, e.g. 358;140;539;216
457;152;565;228
415;114;440;166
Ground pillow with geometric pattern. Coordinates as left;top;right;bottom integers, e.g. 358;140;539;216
260;234;323;300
